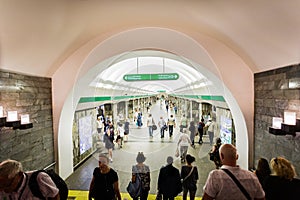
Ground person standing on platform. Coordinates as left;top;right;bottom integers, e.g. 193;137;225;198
137;113;143;128
124;118;130;142
197;118;205;144
202;144;265;200
146;113;155;138
88;154;121;200
263;157;300;200
96;116;104;141
206;119;216;145
131;152;151;200
103;128;114;162
167;114;176;138
209;138;222;169
177;129;192;163
189;121;196;147
157;156;182;200
254;157;271;187
180;114;188;133
116;123;124;148
158;116;167;138
181;154;199;200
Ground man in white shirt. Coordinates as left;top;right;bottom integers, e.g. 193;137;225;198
202;144;265;200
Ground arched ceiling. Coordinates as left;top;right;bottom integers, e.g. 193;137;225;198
89;50;210;95
1;0;300;77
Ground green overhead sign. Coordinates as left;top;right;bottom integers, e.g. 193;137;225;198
123;73;179;81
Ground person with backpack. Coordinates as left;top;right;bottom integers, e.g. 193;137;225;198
180;114;188;133
89;154;121;200
0;159;60;200
209;138;222;169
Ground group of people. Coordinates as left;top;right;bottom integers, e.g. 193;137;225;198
99;118;130;163
1;143;299;200
202;144;300;200
88;152;198;200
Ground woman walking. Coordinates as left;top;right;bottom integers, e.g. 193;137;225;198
131;152;151;200
181;154;199;200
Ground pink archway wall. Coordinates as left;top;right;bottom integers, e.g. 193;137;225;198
53;27;253;178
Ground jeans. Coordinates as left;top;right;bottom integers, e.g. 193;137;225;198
160;127;165;138
148;126;153;137
169;125;174;137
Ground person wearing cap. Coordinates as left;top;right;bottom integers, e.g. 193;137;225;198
88;154;121;200
131;152;150;200
157;156;182;200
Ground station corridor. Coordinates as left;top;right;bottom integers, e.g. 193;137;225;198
66;101;216;199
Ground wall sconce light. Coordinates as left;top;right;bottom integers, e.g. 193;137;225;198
269;111;300;136
0;107;33;130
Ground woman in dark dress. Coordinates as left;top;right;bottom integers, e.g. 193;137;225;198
181;154;199;200
88;154;121;200
103;128;114;162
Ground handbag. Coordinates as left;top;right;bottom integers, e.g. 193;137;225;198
152;124;157;130
126;166;142;198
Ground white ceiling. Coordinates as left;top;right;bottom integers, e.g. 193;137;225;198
1;0;300;82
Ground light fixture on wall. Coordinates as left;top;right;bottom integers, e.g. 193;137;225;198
0;106;33;130
269;111;300;136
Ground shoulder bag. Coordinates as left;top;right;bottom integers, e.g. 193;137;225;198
222;168;251;200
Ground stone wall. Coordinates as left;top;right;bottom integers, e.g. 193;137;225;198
254;64;300;176
0;70;54;171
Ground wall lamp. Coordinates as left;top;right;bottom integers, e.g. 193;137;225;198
0;106;33;130
269;111;300;136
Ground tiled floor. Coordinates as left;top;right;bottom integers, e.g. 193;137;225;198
65;102;215;199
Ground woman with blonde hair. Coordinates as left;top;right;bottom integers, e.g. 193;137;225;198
263;156;300;200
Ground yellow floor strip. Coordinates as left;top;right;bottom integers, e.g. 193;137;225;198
68;190;202;200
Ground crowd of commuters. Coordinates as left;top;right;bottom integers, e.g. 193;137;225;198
2;99;298;200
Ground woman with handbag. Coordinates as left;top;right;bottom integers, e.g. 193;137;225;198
131;152;151;200
180;154;199;200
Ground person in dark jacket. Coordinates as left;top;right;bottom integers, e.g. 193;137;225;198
157;156;182;200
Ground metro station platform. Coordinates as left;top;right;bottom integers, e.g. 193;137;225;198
66;101;215;199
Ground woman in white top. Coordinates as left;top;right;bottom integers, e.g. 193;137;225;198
177;129;192;163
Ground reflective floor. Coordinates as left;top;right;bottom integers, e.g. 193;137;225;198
66;101;216;199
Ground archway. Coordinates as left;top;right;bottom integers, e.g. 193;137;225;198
54;27;252;179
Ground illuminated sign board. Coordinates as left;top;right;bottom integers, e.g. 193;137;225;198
123;73;179;81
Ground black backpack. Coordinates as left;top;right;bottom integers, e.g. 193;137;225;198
28;169;69;200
